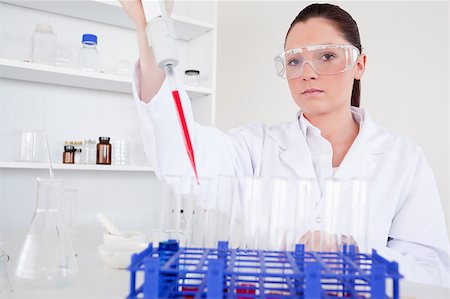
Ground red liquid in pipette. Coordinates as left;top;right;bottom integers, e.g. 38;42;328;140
171;90;200;184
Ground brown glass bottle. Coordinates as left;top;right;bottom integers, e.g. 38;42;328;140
96;137;111;165
63;145;75;164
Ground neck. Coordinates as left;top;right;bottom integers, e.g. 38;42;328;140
303;106;358;146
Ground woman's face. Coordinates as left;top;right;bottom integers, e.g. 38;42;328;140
285;18;366;115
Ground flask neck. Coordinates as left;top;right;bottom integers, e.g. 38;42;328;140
36;178;63;211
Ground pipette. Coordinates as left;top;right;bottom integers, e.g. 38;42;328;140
165;64;200;183
145;4;199;184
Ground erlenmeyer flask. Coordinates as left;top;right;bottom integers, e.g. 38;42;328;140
0;245;13;298
14;178;78;288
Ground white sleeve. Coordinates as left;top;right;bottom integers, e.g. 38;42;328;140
131;61;264;178
378;148;450;287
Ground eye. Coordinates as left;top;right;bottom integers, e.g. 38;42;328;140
320;53;336;61
288;58;302;66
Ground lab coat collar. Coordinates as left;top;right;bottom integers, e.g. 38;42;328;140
269;107;395;179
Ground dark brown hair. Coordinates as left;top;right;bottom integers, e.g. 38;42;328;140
286;3;362;107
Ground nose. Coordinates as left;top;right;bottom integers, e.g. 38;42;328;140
300;62;318;80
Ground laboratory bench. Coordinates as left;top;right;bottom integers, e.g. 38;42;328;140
1;226;449;299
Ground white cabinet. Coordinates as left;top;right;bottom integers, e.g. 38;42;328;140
0;0;217;230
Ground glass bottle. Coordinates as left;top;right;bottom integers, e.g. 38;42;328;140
88;139;96;164
74;148;82;164
78;33;99;72
96;137;111;165
62;145;74;164
184;69;200;86
14;178;78;288
30;23;57;65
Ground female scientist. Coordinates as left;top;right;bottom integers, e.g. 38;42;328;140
120;1;450;286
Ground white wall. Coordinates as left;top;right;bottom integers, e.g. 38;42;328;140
216;1;449;234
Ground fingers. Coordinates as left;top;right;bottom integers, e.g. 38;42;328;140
299;231;345;252
299;230;311;244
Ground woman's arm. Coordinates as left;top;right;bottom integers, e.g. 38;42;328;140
119;0;165;103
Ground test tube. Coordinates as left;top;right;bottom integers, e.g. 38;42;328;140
182;177;213;247
348;178;370;253
216;176;246;249
288;179;314;251
320;178;343;252
158;176;182;244
240;177;272;250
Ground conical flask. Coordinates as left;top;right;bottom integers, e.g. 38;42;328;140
0;245;13;298
14;178;78;288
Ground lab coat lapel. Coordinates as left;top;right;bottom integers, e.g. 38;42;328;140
271;119;316;179
334;110;388;181
333;134;376;181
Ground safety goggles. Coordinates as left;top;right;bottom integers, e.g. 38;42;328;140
274;44;361;79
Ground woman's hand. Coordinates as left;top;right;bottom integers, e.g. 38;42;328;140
299;230;359;252
119;0;147;30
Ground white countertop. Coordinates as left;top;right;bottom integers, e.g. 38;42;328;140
1;226;449;299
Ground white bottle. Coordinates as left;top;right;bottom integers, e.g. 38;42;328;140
78;34;99;72
30;23;57;65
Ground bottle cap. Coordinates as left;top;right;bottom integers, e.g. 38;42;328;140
82;34;98;45
99;137;110;142
185;69;200;76
64;145;75;152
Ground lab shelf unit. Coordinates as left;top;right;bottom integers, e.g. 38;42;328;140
0;0;217;231
0;58;213;99
0;162;154;172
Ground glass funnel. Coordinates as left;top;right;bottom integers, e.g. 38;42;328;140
14;178;78;288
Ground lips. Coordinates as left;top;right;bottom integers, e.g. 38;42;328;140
302;88;323;94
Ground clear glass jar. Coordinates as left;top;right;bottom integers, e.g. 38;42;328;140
80;139;97;164
30;23;57;65
74;148;82;164
184;69;200;86
78;34;99;72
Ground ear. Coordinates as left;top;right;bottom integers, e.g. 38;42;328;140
354;53;366;80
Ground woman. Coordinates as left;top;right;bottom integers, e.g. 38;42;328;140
120;1;449;286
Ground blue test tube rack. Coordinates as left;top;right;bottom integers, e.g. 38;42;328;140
127;241;403;299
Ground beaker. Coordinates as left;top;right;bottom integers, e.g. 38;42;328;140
14;131;44;162
14;178;78;288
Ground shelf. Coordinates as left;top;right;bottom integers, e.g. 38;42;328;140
184;85;214;99
1;0;214;41
0;161;154;172
171;14;214;41
0;58;131;93
0;58;213;98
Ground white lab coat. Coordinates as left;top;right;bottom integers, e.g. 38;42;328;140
132;65;450;287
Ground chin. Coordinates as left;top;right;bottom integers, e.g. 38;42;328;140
296;99;333;116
